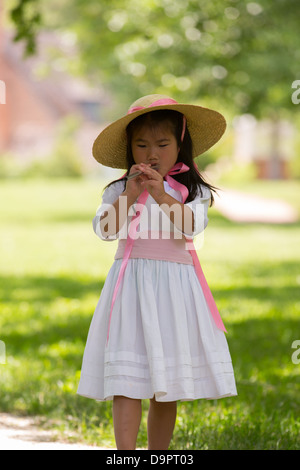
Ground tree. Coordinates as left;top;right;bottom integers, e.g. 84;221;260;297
8;0;300;174
9;0;300;114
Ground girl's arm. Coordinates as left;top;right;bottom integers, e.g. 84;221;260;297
139;165;195;236
156;192;195;236
99;189;136;238
99;164;148;238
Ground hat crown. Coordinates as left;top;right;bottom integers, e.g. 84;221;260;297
129;94;175;111
93;94;226;168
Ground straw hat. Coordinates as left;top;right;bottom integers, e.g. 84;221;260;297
92;94;226;169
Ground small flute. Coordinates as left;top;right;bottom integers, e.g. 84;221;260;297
125;165;159;181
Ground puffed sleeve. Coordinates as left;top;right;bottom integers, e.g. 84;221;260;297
92;180;125;240
181;185;211;239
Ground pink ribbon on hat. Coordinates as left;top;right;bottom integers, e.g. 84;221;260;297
127;98;179;115
106;162;226;344
128;98;187;143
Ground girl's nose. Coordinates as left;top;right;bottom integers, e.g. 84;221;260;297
147;147;159;162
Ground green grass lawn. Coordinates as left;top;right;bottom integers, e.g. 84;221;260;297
0;177;299;449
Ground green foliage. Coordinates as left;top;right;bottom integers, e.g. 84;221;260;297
8;0;300;117
10;0;42;55
0;178;299;449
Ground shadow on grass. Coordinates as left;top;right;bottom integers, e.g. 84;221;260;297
173;313;300;449
171;257;300;449
0;273;104;303
213;258;300;312
0;274;104;360
0;272;110;425
0;261;299;448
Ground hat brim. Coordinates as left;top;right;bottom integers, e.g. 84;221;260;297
92;103;226;169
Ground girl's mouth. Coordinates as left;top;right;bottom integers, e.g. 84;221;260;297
126;164;159;181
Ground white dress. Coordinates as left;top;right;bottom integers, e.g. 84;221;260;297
77;180;237;402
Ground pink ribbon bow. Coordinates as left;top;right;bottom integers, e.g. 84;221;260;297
127;98;187;143
106;162;226;343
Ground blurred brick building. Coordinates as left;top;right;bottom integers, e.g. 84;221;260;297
0;22;109;169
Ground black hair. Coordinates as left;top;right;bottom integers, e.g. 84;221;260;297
104;109;218;205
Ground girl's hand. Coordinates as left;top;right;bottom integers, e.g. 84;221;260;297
124;163;149;200
139;165;166;202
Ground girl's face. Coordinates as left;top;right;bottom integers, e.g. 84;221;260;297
131;123;180;177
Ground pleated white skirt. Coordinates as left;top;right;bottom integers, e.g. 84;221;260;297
77;258;237;402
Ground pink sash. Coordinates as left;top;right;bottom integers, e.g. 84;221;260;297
106;163;226;343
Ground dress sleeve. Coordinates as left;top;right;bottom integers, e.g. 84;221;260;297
181;185;211;239
92;180;125;240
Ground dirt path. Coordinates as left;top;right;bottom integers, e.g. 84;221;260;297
214;188;298;224
0;413;110;450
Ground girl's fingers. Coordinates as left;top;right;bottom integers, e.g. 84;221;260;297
128;164;143;176
141;166;161;180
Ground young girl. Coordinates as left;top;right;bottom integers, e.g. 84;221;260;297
77;94;237;450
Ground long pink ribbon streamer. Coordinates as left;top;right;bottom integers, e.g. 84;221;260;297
166;167;227;334
106;188;149;344
106;162;226;343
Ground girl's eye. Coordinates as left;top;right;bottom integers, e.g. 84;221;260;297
137;144;146;148
159;144;168;148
